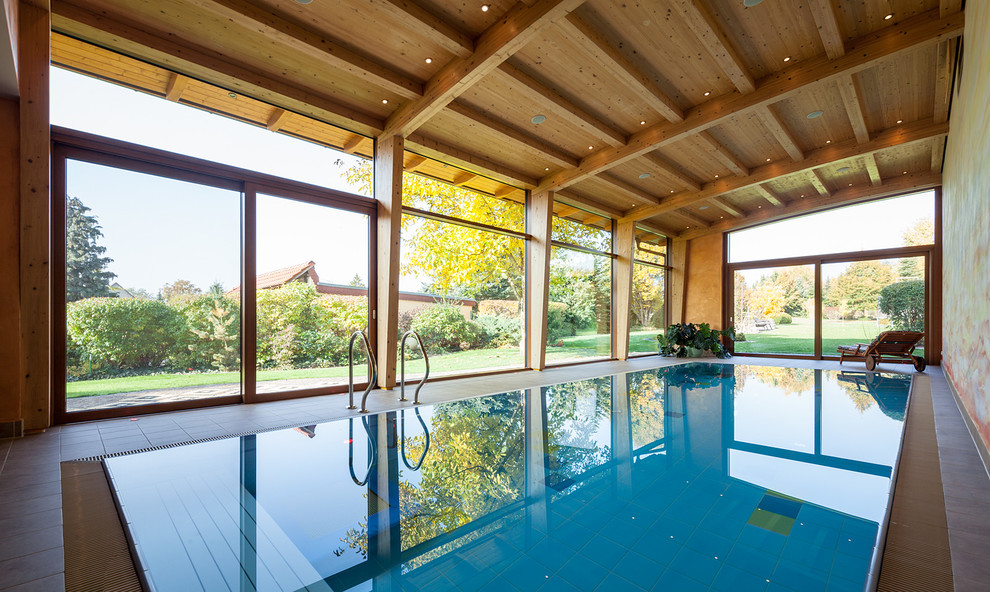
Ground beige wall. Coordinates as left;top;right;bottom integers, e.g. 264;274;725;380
682;233;724;330
0;95;20;423
942;2;990;453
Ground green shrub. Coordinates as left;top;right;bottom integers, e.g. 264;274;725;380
772;312;792;325
477;299;520;317
546;302;570;342
410;305;481;352
475;315;522;348
67;297;186;369
878;280;925;331
175;294;241;371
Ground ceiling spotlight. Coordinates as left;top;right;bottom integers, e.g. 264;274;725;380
699;205;709;210
720;216;724;219
588;145;594;150
896;119;903;124
884;13;893;20
531;114;546;124
481;4;489;12
758;205;762;208
743;0;765;6
766;158;771;162
382;99;388;104
640;120;646;125
228;92;237;98
903;171;908;174
783;56;791;62
425;57;433;64
545;167;550;171
639;173;650;179
838;166;851;173
295;0;314;4
806;110;824;119
714;174;719;178
801;194;805;198
826;140;831;144
704;91;711;97
670;190;675;193
848;183;853;186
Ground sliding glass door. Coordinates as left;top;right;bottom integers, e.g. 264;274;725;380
732;265;815;356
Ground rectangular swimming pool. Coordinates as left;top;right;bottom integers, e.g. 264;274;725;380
104;363;913;591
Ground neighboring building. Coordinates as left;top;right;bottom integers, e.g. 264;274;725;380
109;282;135;299
227;261;476;320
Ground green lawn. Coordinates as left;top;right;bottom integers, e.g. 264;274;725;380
733;317;921;356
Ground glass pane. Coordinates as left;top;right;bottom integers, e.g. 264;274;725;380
397;214;525;378
634;239;666;264
65;160;241;412
552;213;612;252
545;377;613;493
732;265;815;355
546;247;612;363
52;67;370;196
397;167;525;232
728;190;935;263
631;262;665;354
255;194;370;394
822;257;925;358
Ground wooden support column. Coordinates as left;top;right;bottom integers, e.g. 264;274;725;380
19;0;50;431
375;134;403;389
526;190;553;370
668;238;688;324
0;98;21;430
613;219;635;360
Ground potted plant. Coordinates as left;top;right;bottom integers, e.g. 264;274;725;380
657;323;735;358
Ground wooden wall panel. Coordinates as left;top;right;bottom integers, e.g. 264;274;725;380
0;96;20;424
667;238;687;324
683;233;723;329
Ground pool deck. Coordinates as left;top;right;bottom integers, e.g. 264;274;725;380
1;356;988;591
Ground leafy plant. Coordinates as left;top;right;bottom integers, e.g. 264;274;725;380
657;322;735;358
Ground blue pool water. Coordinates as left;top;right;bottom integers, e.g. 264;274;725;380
104;363;912;592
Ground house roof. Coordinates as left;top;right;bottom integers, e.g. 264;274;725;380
226;261;316;296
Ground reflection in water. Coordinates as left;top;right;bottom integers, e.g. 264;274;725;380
106;364;911;592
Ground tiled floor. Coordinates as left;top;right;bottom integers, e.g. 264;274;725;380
1;356;988;591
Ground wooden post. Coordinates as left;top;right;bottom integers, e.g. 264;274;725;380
375;134;403;389
668;238;688;324
526;190;553;369
19;0;50;430
613;219;634;359
0;97;21;430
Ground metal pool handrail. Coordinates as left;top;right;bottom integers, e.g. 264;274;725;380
399;330;430;405
400;408;430;471
347;416;376;486
347;329;378;413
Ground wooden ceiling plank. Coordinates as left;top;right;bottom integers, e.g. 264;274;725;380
864;154;882;187
696;131;749;176
537;8;963;192
619;117;948;222
182;0;422;99
931;137;945;173
809;169;831;196
808;0;845;59
453;171;477;186
383;0;588;137
165;72;189;102
555;192;623;220
495;63;626;147
668;210;710;230
377;0;474;58
836;74;870;144
406;133;539;187
680;172;941;239
266;107;291;131
404;153;428;171
556;13;683;122
940;0;963;18
51;3;385;136
933;37;956;124
710;195;743;217
494;185;516;197
754;184;784;207
643;153;702;191
600;174;660;205
446;101;579;168
669;0;755;93
342;134;365;153
554;204;581;218
755;105;804;161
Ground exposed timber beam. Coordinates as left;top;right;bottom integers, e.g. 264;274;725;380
342;134;365;153
696;132;748;176
182;0;422;99
931;138;946;173
554;205;581;218
669;209;710;229
710;196;743;217
266;107;291;132
555;192;624;220
495;63;626;147
52;2;385;136
452;171;477;186
756;106;804;161
556;12;682;122
599;174;660;206
619;118;948;222
378;0;474;58
669;0;754;93
383;0;587;137
165;72;189;102
809;169;831;196
864;154;882;186
753;184;784;207
406;133;538;187
446;101;579;168
537;9;963;192
403;153;428;171
933;37;956;124
836;74;870;144
808;0;845;59
642;153;702;191
494;185;517;198
680;172;942;239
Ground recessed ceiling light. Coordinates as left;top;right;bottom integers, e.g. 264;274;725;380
425;57;433;64
714;174;719;178
545;167;550;171
884;13;893;20
743;0;765;6
640;120;646;125
848;183;853;186
295;0;313;4
704;91;711;97
382;99;388;104
588;145;594;150
766;158;771;162
826;140;831;144
670;190;675;194
806;110;824;119
228;92;237;98
783;56;791;62
531;114;546;124
838;166;851;173
903;171;907;174
801;194;805;198
720;215;724;218
699;205;709;210
481;4;489;12
758;205;762;208
896;119;903;124
639;173;650;179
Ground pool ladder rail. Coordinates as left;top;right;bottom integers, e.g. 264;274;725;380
347;409;431;486
399;329;430;405
347;330;378;413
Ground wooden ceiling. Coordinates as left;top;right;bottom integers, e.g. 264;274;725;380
49;0;963;240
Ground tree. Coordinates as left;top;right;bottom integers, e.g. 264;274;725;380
160;280;202;303
899;218;933;278
65;196;116;302
878;280;925;331
825;260;895;317
347;274;365;287
631;263;664;328
768;267;814;317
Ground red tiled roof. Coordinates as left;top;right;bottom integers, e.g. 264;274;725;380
226;261;316;296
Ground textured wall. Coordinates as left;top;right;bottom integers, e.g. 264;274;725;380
942;2;990;452
684;233;723;330
0;96;20;422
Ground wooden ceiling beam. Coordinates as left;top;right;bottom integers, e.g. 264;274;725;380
446;101;579;168
266;107;291;132
383;0;587;137
405;133;539;187
809;169;831;196
680;172;942;240
753;184;785;207
642;153;702;192
557;12;683;122
599;174;660;206
452;171;477;186
403;153;428;171
931;138;946;173
620;117;948;222
668;210;710;230
934;37;956;124
377;0;475;58
864;154;882;187
495;63;626;147
710;196;743;217
553;204;582;218
494;185;517;198
669;0;755;93
52;2;386;137
555;192;624;220
165;72;189;102
182;0;422;99
342;134;365;153
808;0;845;59
755;106;804;161
836;74;870;144
696;132;749;176
537;8;963;192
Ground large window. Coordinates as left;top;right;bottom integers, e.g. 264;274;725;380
631;237;668;355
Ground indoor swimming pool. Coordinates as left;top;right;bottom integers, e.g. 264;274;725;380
103;363;913;592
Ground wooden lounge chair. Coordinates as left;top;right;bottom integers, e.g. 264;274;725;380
837;330;926;371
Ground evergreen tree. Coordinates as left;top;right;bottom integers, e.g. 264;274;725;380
65;196;116;302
